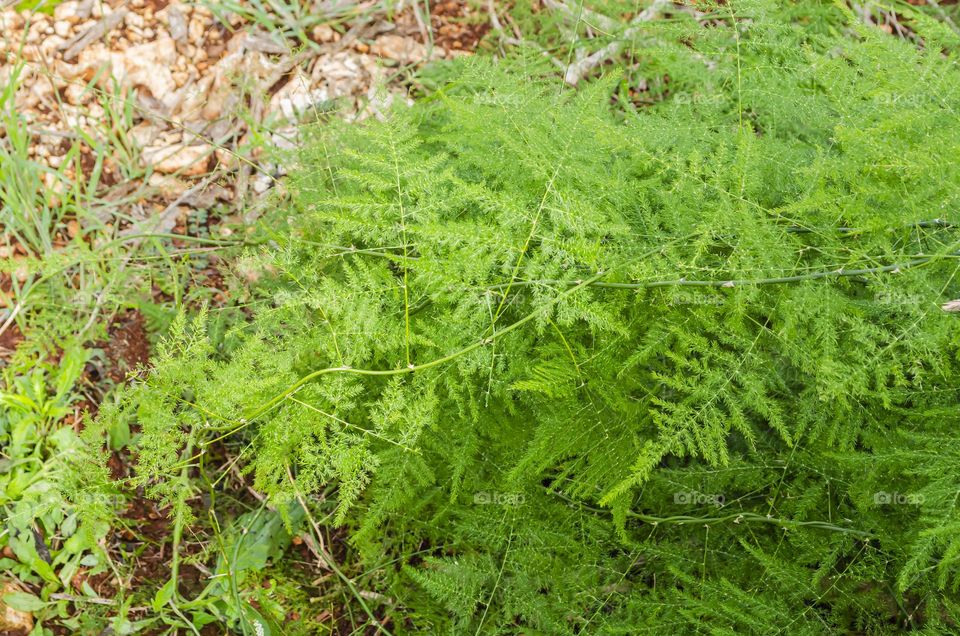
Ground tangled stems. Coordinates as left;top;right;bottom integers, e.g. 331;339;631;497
624;510;875;538
183;269;611;454
200;240;960;442
485;249;960;292
551;492;875;539
232;269;609;427
217;235;702;434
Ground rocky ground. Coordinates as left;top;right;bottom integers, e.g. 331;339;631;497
0;0;489;221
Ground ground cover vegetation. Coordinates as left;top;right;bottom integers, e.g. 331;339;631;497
3;0;960;634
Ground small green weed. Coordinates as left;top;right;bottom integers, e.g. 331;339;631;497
0;346;115;631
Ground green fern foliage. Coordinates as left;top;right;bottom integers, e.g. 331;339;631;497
94;1;960;632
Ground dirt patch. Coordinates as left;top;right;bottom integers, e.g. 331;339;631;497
430;0;491;52
103;310;150;383
81;497;207;606
0;323;23;361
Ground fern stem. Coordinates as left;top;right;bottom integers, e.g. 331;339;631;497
389;136;413;367
556;492;875;538
236;270;609;426
484;250;960;291
233;506;262;636
169;429;195;592
782;218;952;235
475;514;514;635
489;163;562;330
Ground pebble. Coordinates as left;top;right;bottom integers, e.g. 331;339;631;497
143;142;212;176
148;173;188;198
0;9;24;30
188;15;206;44
312;24;337;43
253;174;271;194
370;35;428;63
54;1;81;23
26;22;44;43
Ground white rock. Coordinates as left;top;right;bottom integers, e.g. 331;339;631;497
252;173;272;194
0;9;24;31
148;173;189;199
370;35;427;63
74;38;179;112
54;0;81;22
128;121;159;147
312;24;337;43
143;142;211;176
269;69;329;123
123;37;179;110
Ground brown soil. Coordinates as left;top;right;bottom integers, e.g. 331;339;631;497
103;310;151;383
80;496;208;614
430;0;492;52
0;322;23;360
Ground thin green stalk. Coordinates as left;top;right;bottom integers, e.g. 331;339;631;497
552;491;875;539
166;429;201;636
236;270;607;425
288;466;393;636
483;250;960;292
169;428;196;593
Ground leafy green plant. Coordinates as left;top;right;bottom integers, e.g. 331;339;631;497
91;1;960;633
0;346;116;632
